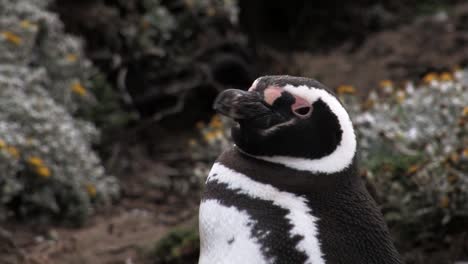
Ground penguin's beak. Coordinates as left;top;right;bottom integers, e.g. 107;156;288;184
213;89;286;129
213;89;271;120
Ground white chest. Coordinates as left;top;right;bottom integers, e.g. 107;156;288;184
199;199;269;264
198;163;325;264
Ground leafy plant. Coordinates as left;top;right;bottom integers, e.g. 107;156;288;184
152;227;200;264
0;0;122;225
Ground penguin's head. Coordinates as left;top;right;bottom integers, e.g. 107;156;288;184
213;75;356;174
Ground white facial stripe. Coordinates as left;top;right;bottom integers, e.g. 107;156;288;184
199;199;269;264
248;78;261;91
207;163;325;264
253;84;357;174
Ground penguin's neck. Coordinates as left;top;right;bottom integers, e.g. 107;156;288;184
216;148;402;264
218;147;360;195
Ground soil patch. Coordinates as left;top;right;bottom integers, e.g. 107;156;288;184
262;4;468;93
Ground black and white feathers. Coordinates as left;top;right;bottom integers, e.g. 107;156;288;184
199;76;402;264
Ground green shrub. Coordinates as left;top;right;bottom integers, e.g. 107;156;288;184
340;71;468;245
151;226;200;264
0;0;120;225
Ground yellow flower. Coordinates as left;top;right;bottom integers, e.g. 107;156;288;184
66;53;78;62
20;20;36;30
36;166;51;178
463;107;468;117
379;80;393;88
0;139;5;148
440;195;450;208
6;146;20;159
439;72;453;82
85;184;97;198
203;131;216;142
396;90;405;103
27;156;44;166
337;85;356;95
213;129;223;139
209;115;223;128
1;31;22;46
422;72;438;83
71;81;87;96
407;164;420;174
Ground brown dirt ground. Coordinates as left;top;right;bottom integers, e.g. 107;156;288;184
263;4;468;94
14;212;193;264
2;188;197;264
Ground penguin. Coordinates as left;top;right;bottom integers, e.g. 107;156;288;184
198;76;402;264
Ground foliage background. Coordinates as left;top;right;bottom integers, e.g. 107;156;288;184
0;0;467;263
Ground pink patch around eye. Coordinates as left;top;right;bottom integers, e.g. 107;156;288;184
291;96;312;118
263;87;283;105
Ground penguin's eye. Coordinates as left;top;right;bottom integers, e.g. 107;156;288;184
291;96;312;118
292;105;312;118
